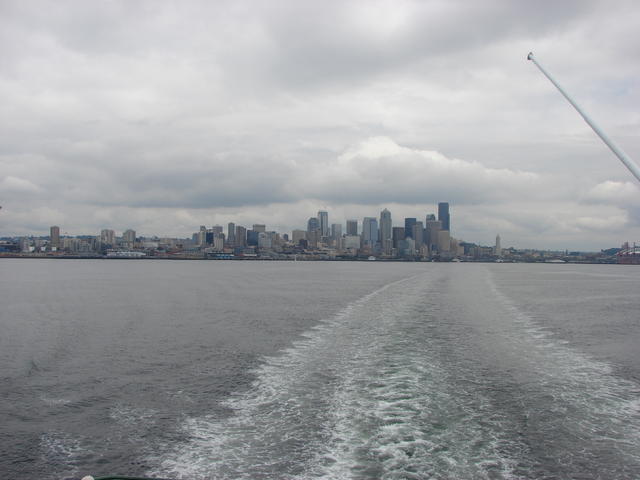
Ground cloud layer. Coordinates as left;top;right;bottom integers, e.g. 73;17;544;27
1;0;639;249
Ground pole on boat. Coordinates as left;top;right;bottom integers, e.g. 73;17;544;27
527;52;640;183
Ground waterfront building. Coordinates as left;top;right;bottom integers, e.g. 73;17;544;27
362;217;378;247
343;235;360;250
318;211;329;237
404;218;417;239
401;237;416;257
438;202;450;231
346;219;358;236
50;226;60;249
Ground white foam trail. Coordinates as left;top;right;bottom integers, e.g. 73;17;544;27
153;265;640;479
485;268;640;472
155;272;520;479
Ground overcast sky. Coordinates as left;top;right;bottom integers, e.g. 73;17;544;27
1;0;639;249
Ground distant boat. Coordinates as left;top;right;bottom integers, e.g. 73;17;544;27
368;256;376;261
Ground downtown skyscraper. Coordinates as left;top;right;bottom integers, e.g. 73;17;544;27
438;202;450;231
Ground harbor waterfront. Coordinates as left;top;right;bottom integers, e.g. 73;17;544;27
1;259;639;479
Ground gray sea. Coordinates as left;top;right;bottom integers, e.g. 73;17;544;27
1;259;639;479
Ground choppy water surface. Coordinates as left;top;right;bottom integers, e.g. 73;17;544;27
1;260;639;479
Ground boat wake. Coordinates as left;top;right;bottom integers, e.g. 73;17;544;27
153;266;640;479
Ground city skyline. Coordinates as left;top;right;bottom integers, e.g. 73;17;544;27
0;200;632;252
1;2;639;250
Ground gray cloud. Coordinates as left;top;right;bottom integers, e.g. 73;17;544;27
1;0;639;249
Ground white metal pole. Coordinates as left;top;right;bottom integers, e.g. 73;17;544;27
527;52;640;183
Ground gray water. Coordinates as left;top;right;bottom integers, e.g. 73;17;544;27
1;260;639;479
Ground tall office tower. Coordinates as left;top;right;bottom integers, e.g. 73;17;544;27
50;226;60;249
495;234;502;256
235;225;247;247
404;218;417;239
101;229;116;246
379;209;392;242
211;225;223;235
317;211;329;237
392;226;405;250
425;219;442;251
331;223;342;239
227;223;236;246
438;202;450;231
307;217;320;234
123;229;136;248
253;224;266;233
412;221;424;251
362;217;378;247
346;219;358;236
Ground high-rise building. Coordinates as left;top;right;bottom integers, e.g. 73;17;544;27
392;227;405;250
362;217;378;247
438;202;450;231
123;229;136;248
346;219;358;236
425;218;441;251
50;226;60;249
404;218;417;239
253;224;266;233
307;217;320;234
437;229;451;252
331;223;342;240
495;234;502;256
379;209;392;241
317;211;329;237
247;230;260;246
101;229;115;246
227;222;236;246
412;221;424;252
379;209;392;255
235;226;247;247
